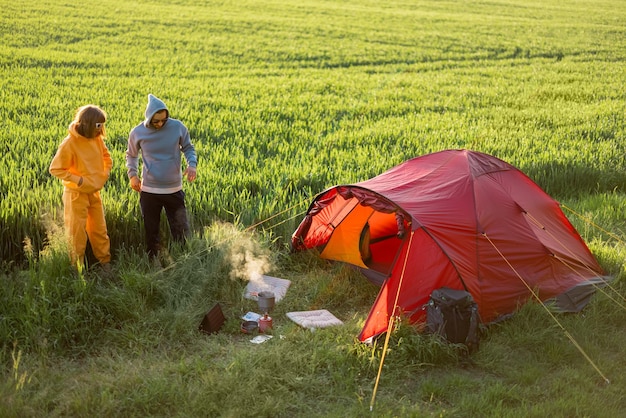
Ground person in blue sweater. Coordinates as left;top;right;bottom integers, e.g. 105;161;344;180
126;94;198;261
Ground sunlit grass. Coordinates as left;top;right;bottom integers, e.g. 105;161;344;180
2;0;625;265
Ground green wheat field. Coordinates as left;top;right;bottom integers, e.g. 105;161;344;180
1;0;625;416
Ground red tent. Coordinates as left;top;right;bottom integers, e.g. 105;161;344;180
292;149;608;343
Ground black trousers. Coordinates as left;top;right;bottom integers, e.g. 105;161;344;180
139;190;189;257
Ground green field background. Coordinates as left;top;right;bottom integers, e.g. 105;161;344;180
1;0;625;265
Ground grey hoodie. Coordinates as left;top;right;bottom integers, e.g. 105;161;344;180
126;94;197;194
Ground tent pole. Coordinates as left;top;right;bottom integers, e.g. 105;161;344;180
369;230;415;412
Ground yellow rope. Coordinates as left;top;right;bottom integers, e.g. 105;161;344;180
561;204;625;244
552;253;626;309
243;202;308;232
370;230;415;412
150;199;309;276
483;232;610;385
524;210;626;306
524;211;597;273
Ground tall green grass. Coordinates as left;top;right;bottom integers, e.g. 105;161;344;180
1;0;626;416
1;0;625;265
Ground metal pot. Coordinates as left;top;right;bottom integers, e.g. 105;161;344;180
257;291;275;313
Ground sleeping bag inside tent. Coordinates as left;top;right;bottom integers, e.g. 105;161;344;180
291;149;609;343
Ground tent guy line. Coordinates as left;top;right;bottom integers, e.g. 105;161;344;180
483;232;610;385
522;209;624;306
524;210;600;273
553;254;626;310
147;201;308;277
369;229;416;412
371;222;611;413
531;207;626;307
562;204;625;245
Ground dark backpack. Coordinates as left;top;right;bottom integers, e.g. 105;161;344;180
426;287;480;352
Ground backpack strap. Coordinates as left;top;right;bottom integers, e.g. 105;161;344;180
465;304;480;351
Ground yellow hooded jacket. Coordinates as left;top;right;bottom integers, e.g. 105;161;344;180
50;123;113;193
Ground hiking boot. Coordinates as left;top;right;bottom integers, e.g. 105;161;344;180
97;263;114;279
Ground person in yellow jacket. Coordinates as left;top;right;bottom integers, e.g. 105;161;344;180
49;104;112;271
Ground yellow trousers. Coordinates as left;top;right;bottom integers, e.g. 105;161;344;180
63;189;111;266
